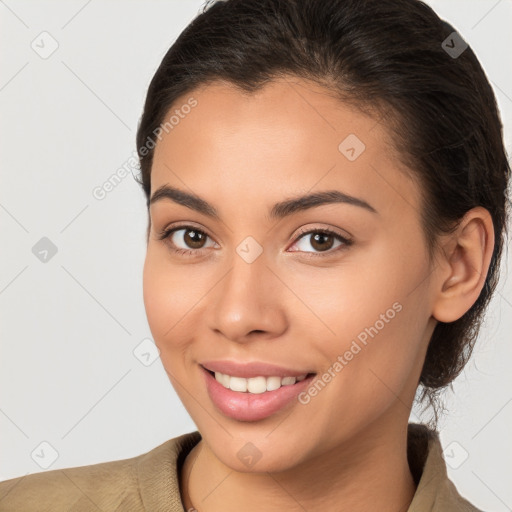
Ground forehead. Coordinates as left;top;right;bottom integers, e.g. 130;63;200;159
150;78;420;219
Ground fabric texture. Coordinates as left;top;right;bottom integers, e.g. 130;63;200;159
0;423;482;511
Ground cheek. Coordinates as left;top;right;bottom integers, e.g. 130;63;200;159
290;238;430;416
142;250;208;403
143;251;170;340
290;240;425;346
142;249;198;354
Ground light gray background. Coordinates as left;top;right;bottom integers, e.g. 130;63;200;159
1;0;511;509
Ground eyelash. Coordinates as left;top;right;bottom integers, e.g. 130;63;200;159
157;224;353;258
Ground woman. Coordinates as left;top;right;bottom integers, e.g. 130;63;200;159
1;0;509;510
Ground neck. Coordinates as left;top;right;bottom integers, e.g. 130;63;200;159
180;417;416;512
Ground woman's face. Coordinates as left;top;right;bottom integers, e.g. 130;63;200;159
143;78;439;472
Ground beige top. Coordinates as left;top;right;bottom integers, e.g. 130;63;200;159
0;423;482;511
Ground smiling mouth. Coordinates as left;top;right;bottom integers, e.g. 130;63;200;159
204;368;317;394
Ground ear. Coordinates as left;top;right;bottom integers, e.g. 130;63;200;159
431;207;495;323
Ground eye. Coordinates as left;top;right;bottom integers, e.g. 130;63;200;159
288;227;353;256
157;225;217;256
157;224;352;258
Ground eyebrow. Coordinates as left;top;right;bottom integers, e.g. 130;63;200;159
149;185;378;220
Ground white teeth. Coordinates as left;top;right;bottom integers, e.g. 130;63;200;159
247;376;267;394
213;371;308;393
229;376;247;392
266;376;282;391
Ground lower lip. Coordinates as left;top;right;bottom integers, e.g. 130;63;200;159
202;366;316;422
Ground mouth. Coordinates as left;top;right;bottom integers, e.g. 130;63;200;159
202;367;316;394
200;364;317;422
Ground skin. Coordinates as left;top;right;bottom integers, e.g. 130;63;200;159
142;77;494;512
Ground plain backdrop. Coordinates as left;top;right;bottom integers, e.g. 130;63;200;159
1;0;511;510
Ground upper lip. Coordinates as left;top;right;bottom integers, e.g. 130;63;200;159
201;360;315;378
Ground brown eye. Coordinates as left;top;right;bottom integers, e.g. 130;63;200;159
158;226;217;255
309;232;335;252
290;228;353;256
182;229;207;249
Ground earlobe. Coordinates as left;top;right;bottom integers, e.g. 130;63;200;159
432;207;495;323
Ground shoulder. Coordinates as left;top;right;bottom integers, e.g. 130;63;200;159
407;423;484;512
0;452;142;511
0;431;201;512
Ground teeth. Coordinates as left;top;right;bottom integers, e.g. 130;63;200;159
214;371;308;393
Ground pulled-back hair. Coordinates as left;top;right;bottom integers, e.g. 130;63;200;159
135;0;510;421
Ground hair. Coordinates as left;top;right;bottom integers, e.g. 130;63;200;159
135;0;510;425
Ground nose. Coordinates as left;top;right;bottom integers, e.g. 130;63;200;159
206;249;288;344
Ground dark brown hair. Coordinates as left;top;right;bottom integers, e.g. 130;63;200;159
135;0;510;421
